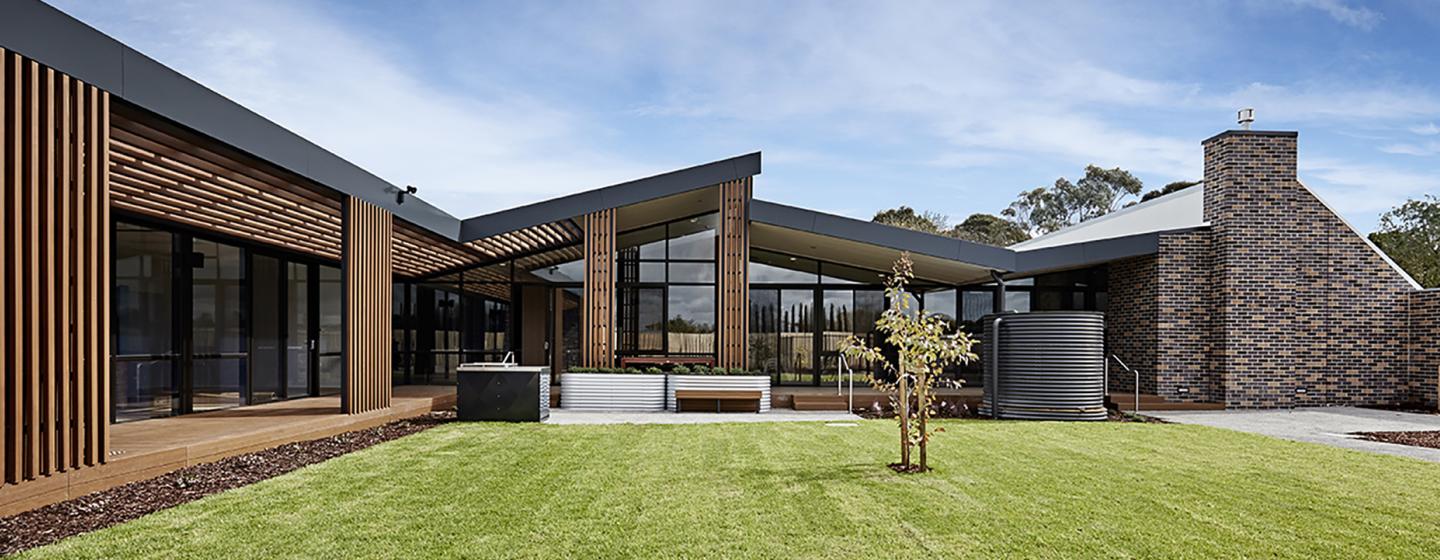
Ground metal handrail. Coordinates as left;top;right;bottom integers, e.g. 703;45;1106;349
1109;354;1139;414
836;355;854;412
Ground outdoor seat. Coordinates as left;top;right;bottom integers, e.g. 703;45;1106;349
674;390;762;413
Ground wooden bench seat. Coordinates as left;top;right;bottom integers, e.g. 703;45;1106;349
674;390;762;413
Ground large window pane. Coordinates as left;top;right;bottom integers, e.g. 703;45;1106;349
667;214;718;260
318;265;343;394
778;289;813;385
251;254;282;404
748;289;779;373
667;285;715;354
288;263;311;396
668;262;715;283
618;224;666;259
113;223;175;422
192;238;246;412
924;288;957;323
821;291;853;355
619;287;664;353
748;250;818;283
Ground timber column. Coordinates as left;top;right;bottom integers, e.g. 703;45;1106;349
715;178;751;370
582;209;616;368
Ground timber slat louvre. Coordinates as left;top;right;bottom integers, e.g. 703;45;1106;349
581;209;616;368
716;178;751;370
0;52;108;490
342;197;392;414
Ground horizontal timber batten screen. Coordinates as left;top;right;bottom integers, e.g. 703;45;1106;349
343;197;393;414
1;50;110;487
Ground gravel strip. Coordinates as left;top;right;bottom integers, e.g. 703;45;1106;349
0;411;454;556
1352;430;1440;450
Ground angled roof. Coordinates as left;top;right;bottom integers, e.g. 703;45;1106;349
750;200;1017;272
1010;184;1207;251
459;152;760;242
0;0;462;238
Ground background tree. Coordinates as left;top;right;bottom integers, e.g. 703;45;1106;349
1004;165;1144;235
1139;180;1200;203
841;253;978;473
950;213;1031;246
872;206;949;235
1370;195;1440;288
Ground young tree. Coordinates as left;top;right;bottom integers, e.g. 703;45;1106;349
840;253;978;472
1370;195;1440;288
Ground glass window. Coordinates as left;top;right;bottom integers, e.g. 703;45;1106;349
749;250;819;283
962;290;993;323
289;263;311;396
619;287;664;352
1005;291;1031;313
113;223;176;422
519;248;584;284
666;286;715;354
748;289;779;373
667;214;718;259
821;291;854;356
924;289;957;322
318;265;343;394
618;225;667;259
251;254;282;404
191;238;246;412
778;289;813;384
668;262;715;283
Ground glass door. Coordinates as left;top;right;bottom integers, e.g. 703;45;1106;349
250;254;283;403
189;238;247;413
317;264;343;395
113;223;179;421
287;262;313;397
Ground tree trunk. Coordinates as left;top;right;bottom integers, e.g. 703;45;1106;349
898;352;911;467
918;379;928;471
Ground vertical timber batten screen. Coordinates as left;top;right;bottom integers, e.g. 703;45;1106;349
716;178;751;369
1;50;109;487
342;197;393;414
582;209;616;368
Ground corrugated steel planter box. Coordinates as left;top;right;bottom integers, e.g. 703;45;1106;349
558;373;666;411
666;375;772;413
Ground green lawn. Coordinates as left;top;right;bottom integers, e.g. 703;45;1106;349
21;419;1440;559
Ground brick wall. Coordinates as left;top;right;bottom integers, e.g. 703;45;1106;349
1202;130;1416;408
1106;256;1157;394
1154;230;1219;402
1411;290;1440;408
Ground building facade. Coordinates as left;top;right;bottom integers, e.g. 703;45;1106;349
2;0;1439;510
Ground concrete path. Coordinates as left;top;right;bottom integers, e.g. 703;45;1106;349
545;409;862;425
1151;407;1440;462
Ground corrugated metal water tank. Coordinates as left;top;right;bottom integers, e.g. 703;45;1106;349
980;312;1106;421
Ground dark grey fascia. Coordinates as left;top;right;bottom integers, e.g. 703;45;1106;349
749;200;1018;272
0;0;462;239
459;152;761;242
1009;227;1207;276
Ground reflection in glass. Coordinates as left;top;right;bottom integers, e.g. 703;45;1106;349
113;223;176;422
251;254;282;404
191;238;246;412
748;289;779;374
748;250;818;283
619;287;664;352
618;225;666;259
288;263;311;396
318;265;343;394
667;286;715;354
924;289;957;322
778;289;813;384
667;214;718;259
668;262;715;283
962;290;993;323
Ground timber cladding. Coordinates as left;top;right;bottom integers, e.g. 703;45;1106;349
716;178;751;370
581;209;616;368
107;103;345;262
0;50;110;487
342;197;393;414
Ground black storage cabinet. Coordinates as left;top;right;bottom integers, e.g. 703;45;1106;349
457;366;551;422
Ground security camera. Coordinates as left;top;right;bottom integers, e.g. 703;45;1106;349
396;185;418;205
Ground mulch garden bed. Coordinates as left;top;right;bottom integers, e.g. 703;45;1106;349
0;410;455;556
1352;430;1440;450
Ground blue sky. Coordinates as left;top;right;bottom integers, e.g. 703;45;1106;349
54;0;1440;232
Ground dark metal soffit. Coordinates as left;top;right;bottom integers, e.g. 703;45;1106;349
749;200;1018;272
0;0;462;239
459;152;761;242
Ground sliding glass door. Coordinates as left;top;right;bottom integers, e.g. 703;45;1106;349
112;218;337;422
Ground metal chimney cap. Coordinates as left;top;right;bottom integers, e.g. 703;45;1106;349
1237;107;1256;130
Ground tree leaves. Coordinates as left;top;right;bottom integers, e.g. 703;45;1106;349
1370;195;1440;288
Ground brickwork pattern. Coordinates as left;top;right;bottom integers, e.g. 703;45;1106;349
1105;256;1157;394
1410;290;1440;408
1153;230;1219;403
1202;131;1415;408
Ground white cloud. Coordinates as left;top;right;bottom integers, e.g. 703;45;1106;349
1411;122;1440;136
57;0;655;218
1379;141;1440;156
1301;157;1440;219
1287;0;1384;30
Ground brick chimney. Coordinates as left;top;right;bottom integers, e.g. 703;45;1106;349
1201;130;1300;408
